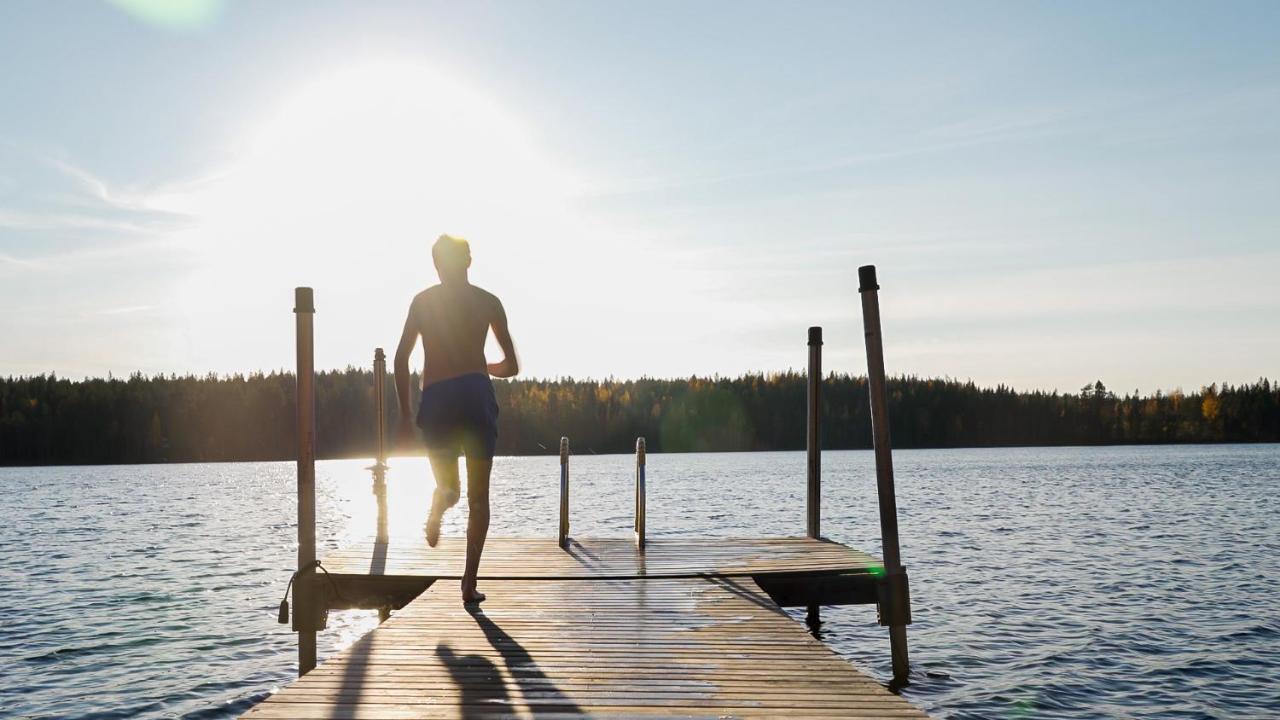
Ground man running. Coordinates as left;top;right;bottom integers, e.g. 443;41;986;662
395;234;519;605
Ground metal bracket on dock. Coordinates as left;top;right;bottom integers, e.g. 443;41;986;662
288;569;330;633
875;567;912;627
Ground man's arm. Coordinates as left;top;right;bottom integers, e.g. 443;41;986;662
393;299;420;443
487;297;519;378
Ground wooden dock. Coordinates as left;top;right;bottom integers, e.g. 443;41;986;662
249;538;926;719
263;269;922;717
317;536;887;611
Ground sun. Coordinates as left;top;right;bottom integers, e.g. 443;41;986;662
208;61;572;241
163;62;582;373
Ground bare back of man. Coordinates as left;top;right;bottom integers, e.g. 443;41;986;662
394;235;518;605
414;284;500;386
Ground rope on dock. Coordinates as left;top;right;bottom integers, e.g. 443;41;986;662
276;560;352;628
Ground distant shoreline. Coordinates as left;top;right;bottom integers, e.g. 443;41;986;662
3;373;1276;466
3;440;1277;469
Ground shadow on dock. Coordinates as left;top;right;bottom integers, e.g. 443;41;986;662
435;643;511;718
562;538;602;570
329;632;373;719
462;605;584;716
703;574;791;616
368;539;387;576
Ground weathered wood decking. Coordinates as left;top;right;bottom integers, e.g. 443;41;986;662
317;536;888;612
247;573;926;719
324;536;879;578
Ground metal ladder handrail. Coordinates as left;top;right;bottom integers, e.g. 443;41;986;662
555;435;647;550
558;437;570;548
635;437;646;550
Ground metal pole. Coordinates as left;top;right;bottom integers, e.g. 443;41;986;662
293;287;317;677
858;265;911;686
635;437;646;550
558;437;570;548
806;326;822;538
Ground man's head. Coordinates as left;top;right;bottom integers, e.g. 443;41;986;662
432;234;471;282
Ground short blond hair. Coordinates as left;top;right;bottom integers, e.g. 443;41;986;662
432;234;471;271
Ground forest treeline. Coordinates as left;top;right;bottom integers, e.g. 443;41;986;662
1;371;1277;465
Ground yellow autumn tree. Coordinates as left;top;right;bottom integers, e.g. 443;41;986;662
1201;385;1220;423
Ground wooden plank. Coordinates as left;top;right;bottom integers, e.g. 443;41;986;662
245;577;925;719
320;536;880;581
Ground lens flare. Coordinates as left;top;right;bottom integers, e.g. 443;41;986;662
108;0;224;31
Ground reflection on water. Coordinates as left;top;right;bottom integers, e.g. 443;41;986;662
0;445;1278;718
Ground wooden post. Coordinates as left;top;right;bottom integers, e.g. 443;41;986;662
293;287;318;677
806;327;823;631
372;349;389;543
373;348;387;468
558;437;570;548
858;265;912;686
635;437;646;550
806;326;822;538
373;470;389;544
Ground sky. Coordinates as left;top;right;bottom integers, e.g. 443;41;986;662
1;1;1277;394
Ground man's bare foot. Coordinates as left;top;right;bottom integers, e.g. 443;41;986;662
424;511;442;547
424;487;459;547
461;578;485;605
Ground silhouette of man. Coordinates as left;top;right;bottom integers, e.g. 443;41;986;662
395;234;519;605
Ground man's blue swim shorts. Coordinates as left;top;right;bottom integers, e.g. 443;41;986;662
415;373;499;459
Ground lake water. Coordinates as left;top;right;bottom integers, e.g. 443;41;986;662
2;445;1278;718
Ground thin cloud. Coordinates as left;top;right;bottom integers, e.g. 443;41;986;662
5;239;181;271
580;80;1268;202
46;156;115;202
94;304;155;316
0;208;174;235
43;154;184;212
0;144;196;277
0;252;42;270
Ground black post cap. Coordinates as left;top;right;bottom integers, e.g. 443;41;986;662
858;265;879;292
808;326;823;345
294;287;315;313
